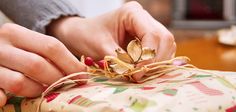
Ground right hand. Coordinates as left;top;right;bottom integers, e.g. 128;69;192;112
0;23;87;107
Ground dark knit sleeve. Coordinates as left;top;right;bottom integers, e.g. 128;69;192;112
0;0;81;33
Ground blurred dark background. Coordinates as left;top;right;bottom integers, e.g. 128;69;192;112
127;0;236;28
127;0;236;71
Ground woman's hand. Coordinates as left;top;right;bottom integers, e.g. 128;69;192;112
48;1;176;81
0;23;87;107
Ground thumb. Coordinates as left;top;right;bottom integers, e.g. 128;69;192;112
101;39;125;58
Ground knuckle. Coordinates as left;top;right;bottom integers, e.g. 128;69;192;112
124;1;143;9
162;32;175;43
173;42;177;51
45;38;65;54
8;73;25;94
26;55;45;74
0;46;6;58
121;1;143;14
149;31;160;37
0;23;18;34
149;31;175;48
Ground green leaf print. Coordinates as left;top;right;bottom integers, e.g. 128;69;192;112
216;77;236;89
7;97;24;112
93;77;108;82
162;89;178;96
130;98;156;112
113;87;128;94
191;74;212;78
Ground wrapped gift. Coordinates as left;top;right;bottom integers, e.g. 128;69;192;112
1;69;236;112
1;39;236;112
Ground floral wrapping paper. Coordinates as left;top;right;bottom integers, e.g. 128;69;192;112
1;69;236;112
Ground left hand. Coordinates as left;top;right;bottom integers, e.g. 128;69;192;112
47;1;176;81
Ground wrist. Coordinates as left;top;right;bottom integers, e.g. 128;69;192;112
46;16;82;38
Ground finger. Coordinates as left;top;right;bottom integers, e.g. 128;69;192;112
132;44;176;82
99;38;124;57
132;41;176;81
0;89;7;107
132;37;176;81
1;23;87;76
0;66;44;97
0;45;63;85
120;2;176;81
147;34;176;61
120;2;175;60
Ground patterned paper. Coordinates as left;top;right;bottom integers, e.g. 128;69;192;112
1;69;236;112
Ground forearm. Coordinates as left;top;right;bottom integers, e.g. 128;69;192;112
0;0;80;34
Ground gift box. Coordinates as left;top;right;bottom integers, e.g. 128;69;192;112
1;39;236;112
1;68;236;112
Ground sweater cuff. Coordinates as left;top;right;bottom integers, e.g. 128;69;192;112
32;1;82;34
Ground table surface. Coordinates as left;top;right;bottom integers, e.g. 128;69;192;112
176;37;236;72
